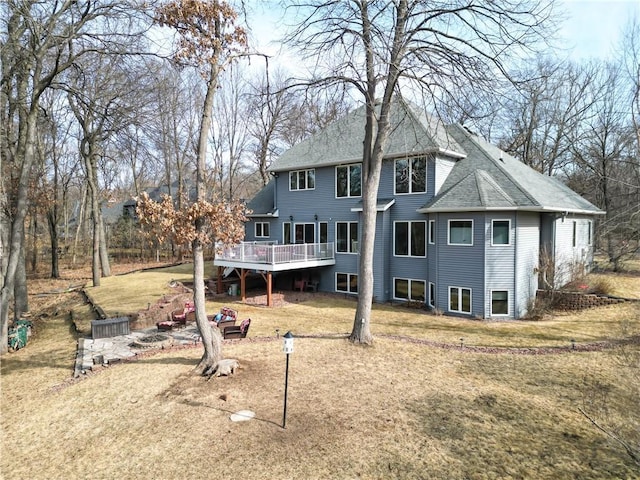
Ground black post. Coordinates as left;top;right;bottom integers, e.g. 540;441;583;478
283;352;290;428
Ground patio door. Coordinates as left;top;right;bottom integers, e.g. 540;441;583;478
294;223;315;244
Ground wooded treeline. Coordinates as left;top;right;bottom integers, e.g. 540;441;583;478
1;2;639;340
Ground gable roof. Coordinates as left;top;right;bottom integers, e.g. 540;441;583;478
268;99;466;173
419;124;604;215
246;180;278;217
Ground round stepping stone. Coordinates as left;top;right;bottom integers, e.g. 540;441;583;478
230;410;255;422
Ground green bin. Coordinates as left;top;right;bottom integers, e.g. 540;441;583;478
8;324;28;351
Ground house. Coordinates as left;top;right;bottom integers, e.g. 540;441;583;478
214;99;603;318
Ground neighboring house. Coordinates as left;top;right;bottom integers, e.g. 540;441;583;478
214;99;603;318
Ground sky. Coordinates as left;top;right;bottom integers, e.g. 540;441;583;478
247;0;640;68
558;0;640;61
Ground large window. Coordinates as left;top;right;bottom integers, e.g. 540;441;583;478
336;164;362;198
255;222;270;238
491;290;509;316
491;220;510;246
336;273;358;293
394;278;426;302
395;156;426;194
336;221;358;253
448;220;473;245
289;169;315;191
449;286;471;314
394;221;426;257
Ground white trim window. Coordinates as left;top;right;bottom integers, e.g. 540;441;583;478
255;222;270;238
491;290;509;316
428;220;435;245
587;220;593;246
289;169;315;191
394;221;426;257
491;219;510;246
449;286;471;314
336;273;358;293
336;221;358;253
572;220;577;247
395;156;427;194
448;220;473;245
428;282;436;308
336;164;362;198
394;278;426;302
283;222;292;245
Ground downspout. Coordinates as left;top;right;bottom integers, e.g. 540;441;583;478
514;213;518;319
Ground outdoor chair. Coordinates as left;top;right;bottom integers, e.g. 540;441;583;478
223;318;251;339
305;277;320;292
293;275;308;291
207;306;238;329
157;301;195;331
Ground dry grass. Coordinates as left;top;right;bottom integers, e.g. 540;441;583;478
2;264;639;479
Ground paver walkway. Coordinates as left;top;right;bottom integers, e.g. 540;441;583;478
74;325;202;377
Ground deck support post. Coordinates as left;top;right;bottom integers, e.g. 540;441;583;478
240;268;248;301
267;272;273;307
217;266;223;294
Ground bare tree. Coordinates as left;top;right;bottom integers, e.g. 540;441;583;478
569;63;639;271
210;63;252;199
154;0;247;375
499;58;599;176
66;53;148;285
0;0;146;354
286;0;554;344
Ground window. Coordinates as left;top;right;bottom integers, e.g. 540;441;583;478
394;221;426;257
428;282;436;307
336;273;358;293
336;164;362;198
448;220;473;245
428;220;435;244
283;222;291;244
572;221;577;247
319;222;328;243
255;222;270;238
491;290;509;316
395;156;427;194
394;278;426;302
587;220;592;246
449;286;471;314
289;169;315;191
492;220;510;246
336;221;358;253
294;223;315;244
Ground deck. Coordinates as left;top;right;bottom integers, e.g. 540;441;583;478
213;242;336;272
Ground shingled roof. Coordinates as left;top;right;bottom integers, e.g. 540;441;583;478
418;124;604;215
268;99;466;173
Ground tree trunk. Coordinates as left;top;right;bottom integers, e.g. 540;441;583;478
193;62;224;374
47;208;60;279
0;108;38;355
15;244;28;317
98;212;111;277
193;237;223;375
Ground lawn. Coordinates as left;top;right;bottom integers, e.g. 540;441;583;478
1;263;639;479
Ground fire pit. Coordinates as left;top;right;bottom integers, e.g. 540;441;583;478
132;333;174;349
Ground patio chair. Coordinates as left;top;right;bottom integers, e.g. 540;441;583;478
223;318;251;339
305;277;320;292
293;275;308;292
